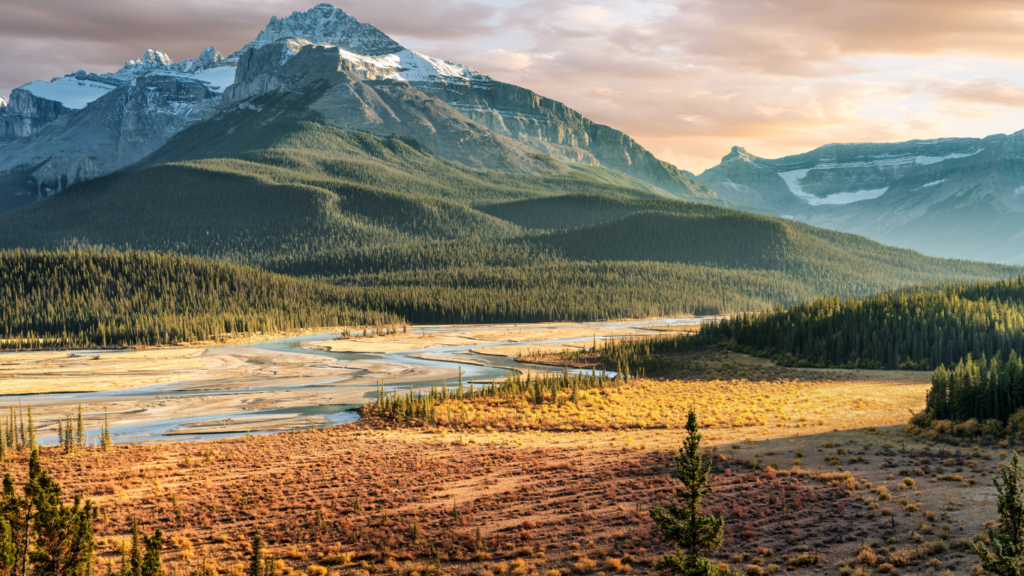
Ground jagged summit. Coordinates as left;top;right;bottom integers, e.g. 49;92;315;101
124;49;174;70
236;3;403;58
721;146;758;164
112;46;226;80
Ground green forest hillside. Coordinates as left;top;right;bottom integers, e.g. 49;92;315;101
0;111;1019;333
703;276;1024;370
0;250;400;349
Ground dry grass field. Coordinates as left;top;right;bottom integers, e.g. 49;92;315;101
1;347;1004;576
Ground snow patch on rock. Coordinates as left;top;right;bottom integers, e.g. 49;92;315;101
12;47;235;111
20;77;116;110
915;150;982;165
778;167;887;205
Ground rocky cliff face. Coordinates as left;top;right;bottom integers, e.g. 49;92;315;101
227;4;714;201
695;133;1024;263
0;74;222;202
226;41;552;173
0;89;69;144
412;81;713;200
0;44;235;209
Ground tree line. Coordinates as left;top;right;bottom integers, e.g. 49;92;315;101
0;249;400;350
701;276;1024;370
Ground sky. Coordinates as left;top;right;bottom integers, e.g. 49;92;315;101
2;0;1024;172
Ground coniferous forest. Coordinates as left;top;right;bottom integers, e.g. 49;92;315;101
0;113;1018;348
0;249;400;349
702;276;1024;370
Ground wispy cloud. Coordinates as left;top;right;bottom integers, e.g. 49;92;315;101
2;0;1024;171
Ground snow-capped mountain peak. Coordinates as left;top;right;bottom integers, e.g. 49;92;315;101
124;49;174;71
236;3;402;58
273;38;492;88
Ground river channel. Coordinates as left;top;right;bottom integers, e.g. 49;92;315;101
0;317;708;444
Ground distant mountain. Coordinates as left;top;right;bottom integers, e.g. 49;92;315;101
694;133;1024;263
0;3;716;213
0;3;1018;323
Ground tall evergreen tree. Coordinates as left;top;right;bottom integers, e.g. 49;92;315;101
76;406;85;449
129;521;143;576
249;527;264;576
25;408;35;451
140;528;162;576
101;410;112;453
0;450;97;576
650;411;728;576
976;452;1024;576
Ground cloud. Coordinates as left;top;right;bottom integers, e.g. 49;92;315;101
919;77;1024;108
2;0;1024;172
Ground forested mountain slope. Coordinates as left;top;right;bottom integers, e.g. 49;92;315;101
703;275;1024;370
0;249;400;349
0;107;1018;326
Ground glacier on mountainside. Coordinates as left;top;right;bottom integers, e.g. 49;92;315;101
8;46;235;112
20;77;118;110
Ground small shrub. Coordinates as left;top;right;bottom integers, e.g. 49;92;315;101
857;549;877;566
574;558;596;574
788;554;818;567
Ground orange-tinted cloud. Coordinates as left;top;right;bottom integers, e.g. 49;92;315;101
2;0;1023;172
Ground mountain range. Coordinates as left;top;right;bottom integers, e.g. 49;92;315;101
0;2;1019;327
693;133;1024;264
0;3;716;214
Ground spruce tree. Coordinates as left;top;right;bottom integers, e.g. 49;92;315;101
102;409;112;452
141;528;163;576
249;527;264;576
129;521;143;576
0;450;97;576
17;405;25;450
77;406;85;449
7;412;13;451
650;410;728;576
976;452;1024;576
25;407;35;451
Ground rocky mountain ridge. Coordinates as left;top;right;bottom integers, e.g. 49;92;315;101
694;133;1024;263
0;3;715;212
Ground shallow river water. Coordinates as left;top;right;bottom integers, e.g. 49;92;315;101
0;317;708;444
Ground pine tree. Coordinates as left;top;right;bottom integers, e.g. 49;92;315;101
140;528;163;576
129;521;143;576
25;407;35;451
249;527;264;576
58;420;65;454
17;404;25;449
7;409;14;450
77;406;85;449
650;410;728;576
976;451;1024;576
0;450;97;576
102;409;112;453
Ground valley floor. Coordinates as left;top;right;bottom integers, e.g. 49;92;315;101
0;320;696;440
0;325;1001;576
